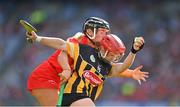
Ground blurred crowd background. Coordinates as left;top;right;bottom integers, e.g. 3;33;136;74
0;0;180;106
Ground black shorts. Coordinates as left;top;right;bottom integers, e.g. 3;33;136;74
61;93;90;106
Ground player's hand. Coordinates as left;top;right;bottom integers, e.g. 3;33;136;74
131;37;145;54
26;31;38;41
131;65;149;84
58;69;71;84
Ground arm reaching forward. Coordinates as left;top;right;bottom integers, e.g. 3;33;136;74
110;37;145;76
26;31;67;50
109;65;149;84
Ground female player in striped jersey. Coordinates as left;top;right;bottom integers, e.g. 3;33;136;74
26;17;148;106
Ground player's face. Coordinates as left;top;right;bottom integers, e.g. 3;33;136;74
99;46;124;63
92;28;110;42
105;52;124;63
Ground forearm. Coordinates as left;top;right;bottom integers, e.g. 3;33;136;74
58;51;71;70
57;51;72;83
110;53;136;77
109;68;133;78
117;36;145;72
121;52;136;71
37;36;66;50
118;69;133;78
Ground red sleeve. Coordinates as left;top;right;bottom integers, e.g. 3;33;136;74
67;37;79;43
67;36;88;44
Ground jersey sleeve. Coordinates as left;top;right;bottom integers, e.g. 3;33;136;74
67;32;87;43
67;37;79;43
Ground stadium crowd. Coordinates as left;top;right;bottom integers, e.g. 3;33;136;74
0;0;179;106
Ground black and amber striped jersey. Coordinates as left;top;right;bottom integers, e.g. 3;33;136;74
64;39;112;101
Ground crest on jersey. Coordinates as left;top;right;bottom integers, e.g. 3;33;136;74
90;55;95;62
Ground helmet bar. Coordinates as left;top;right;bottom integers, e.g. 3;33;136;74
101;50;108;59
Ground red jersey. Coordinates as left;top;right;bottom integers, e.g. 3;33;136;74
27;33;89;91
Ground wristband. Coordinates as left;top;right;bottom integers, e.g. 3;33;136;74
131;43;144;54
131;47;138;54
35;36;42;42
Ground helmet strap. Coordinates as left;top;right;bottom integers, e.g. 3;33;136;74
87;27;96;40
85;28;99;47
98;51;111;64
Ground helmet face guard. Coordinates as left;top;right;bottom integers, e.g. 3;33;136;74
98;34;126;63
83;17;110;40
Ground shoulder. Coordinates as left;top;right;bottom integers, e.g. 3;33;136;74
67;32;90;45
73;32;84;39
67;32;84;43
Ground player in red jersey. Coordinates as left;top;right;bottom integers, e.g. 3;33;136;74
26;17;148;106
